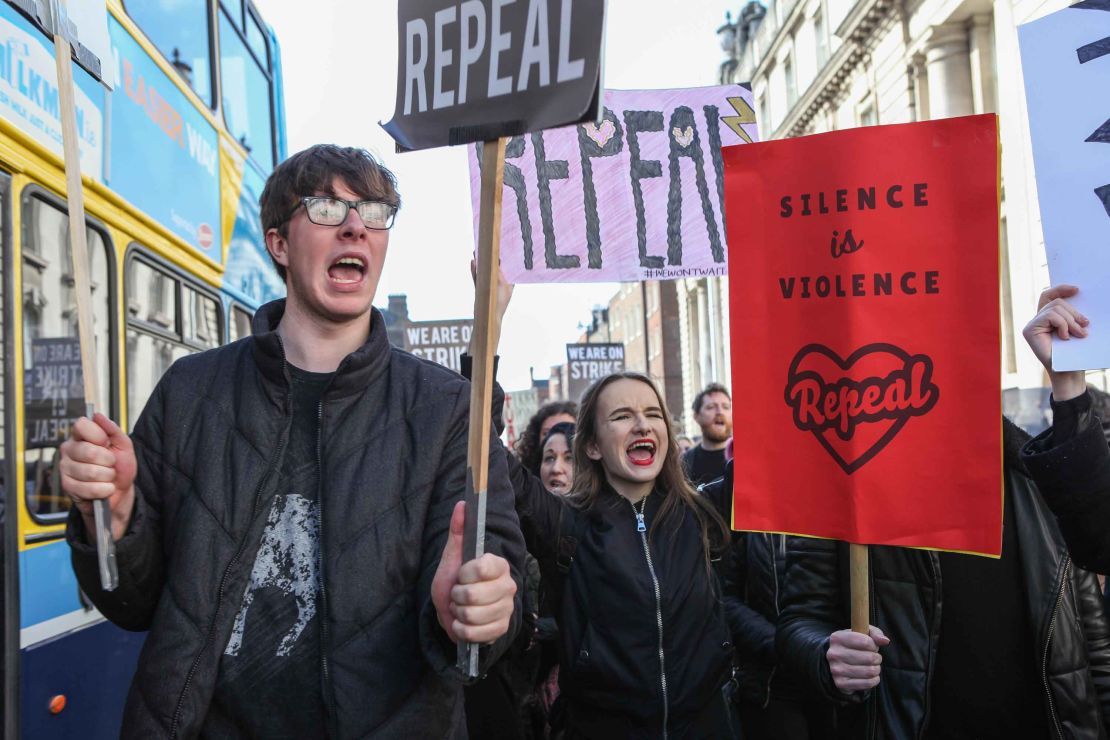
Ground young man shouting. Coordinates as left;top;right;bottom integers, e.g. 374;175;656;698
683;383;734;486
61;145;524;738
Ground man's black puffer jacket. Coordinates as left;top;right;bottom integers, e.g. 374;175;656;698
508;453;734;738
776;420;1110;739
701;464;786;704
66;300;525;738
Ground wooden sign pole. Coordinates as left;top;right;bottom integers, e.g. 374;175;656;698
458;137;507;676
53;27;117;591
850;543;869;634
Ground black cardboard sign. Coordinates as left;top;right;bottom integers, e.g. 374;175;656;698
566;342;623;401
383;0;606;151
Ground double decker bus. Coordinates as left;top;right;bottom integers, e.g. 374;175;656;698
0;1;287;735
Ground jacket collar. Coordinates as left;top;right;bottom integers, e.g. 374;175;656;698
250;299;392;399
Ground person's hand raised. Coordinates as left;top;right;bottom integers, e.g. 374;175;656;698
1023;284;1089;401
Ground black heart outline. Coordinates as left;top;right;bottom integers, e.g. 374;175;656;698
784;343;940;475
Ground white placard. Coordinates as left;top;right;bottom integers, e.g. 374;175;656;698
1020;3;1110;370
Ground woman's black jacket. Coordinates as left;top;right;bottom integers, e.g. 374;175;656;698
776;420;1110;739
1022;391;1110;574
507;452;734;739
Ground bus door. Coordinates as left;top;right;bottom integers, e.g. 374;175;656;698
15;186;140;739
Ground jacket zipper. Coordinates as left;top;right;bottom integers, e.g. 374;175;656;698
169;375;293;738
631;499;668;739
1042;559;1070;740
763;533;779;709
915;553;940;740
316;400;338;735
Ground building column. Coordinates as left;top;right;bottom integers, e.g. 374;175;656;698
968;14;997;114
911;54;929;121
696;281;712;390
925;24;974;120
706;277;722;383
719;275;732;387
676;279;696;434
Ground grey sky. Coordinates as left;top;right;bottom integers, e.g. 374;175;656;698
252;0;733;390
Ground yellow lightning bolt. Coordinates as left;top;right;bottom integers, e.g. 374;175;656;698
722;96;757;143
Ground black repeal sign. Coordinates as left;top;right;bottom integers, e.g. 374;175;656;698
25;337;86;449
382;0;606;151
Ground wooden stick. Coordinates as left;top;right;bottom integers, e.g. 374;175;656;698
850;543;869;634
458;137;507;676
54;32;117;591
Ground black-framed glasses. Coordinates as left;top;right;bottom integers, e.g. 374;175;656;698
288;197;397;230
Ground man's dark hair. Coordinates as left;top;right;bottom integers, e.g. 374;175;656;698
692;383;731;415
259;144;402;281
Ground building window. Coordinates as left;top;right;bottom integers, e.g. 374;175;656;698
230;305;253;342
126;0;214;106
219;3;275;171
126;253;222;428
858;102;876;127
785;54;797;107
22;195;114;522
758;90;771;135
815;12;828;67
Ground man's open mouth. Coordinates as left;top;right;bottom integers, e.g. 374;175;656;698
328;255;366;284
627;439;657;467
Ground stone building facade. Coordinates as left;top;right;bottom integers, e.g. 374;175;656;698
718;0;1098;431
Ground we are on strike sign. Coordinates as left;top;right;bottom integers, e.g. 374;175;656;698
723;115;1003;556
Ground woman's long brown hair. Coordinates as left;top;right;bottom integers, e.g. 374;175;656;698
568;371;729;566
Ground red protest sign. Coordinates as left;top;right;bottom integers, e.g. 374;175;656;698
723;115;1002;555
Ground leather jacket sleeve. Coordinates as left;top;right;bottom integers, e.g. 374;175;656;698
67;364;174;632
417;382;526;681
459;353;504;437
505;444;565;563
776;535;858;703
1074;565;1110;726
1023;391;1110;573
461;351;562;568
721;532;777;664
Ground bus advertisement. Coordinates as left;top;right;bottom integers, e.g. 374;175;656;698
0;1;288;736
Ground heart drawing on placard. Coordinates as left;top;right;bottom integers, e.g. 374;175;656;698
783;343;940;474
583;120;616;148
672;125;695;148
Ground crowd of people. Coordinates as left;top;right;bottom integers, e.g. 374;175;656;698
58;146;1110;739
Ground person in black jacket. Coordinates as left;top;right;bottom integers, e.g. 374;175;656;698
776;415;1110;739
511;370;736;738
703;463;835;740
683;383;733;486
1019;284;1110;576
58;145;524;738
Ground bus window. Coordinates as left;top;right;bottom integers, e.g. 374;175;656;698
126;254;223;429
229;305;253;342
127;259;176;331
22;196;113;522
219;7;274;171
245;8;269;67
125;0;214;107
183;285;221;349
220;0;244;31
